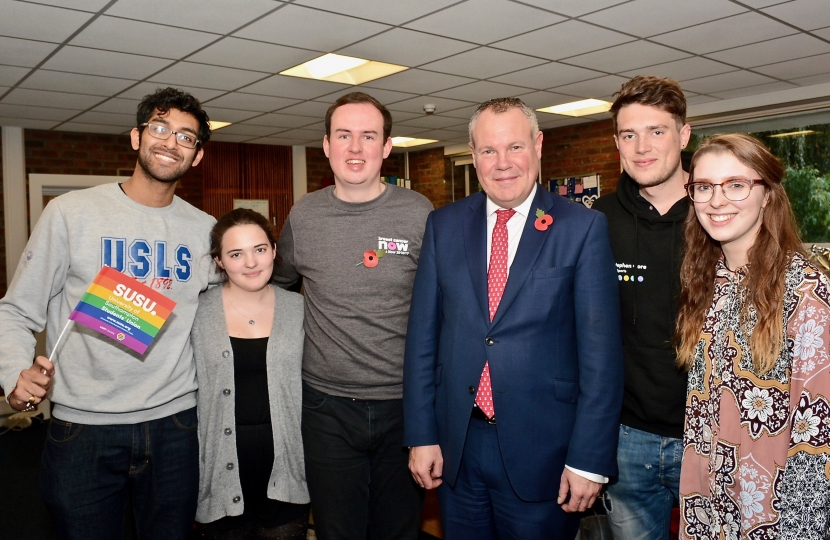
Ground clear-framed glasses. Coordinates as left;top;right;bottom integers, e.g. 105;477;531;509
684;178;764;203
140;122;199;149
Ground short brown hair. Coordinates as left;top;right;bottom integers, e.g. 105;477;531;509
610;76;687;132
209;208;279;283
468;97;539;148
325;92;393;142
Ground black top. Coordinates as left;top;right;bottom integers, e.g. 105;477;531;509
230;336;270;426
592;153;691;439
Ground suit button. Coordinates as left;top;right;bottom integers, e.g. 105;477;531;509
485;337;494;346
223;389;231;396
224;428;232;435
468;386;475;395
233;496;240;503
222;350;230;358
226;463;234;470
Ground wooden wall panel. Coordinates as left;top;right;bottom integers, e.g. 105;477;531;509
201;142;293;238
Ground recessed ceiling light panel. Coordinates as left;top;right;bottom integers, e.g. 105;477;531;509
281;53;408;85
391;137;438;148
537;99;612;117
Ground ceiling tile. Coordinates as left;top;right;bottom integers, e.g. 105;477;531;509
0;0;94;42
55;123;130;134
149;62;267;91
432;81;535;102
0;103;78;121
389;96;475;115
404;0;564;45
681;70;779;94
762;0;830;31
409;128;466;141
709;81;797;99
490;61;606;90
753;52;830;80
650;12;796;55
187;38;318;74
685;94;721;106
118;82;226;102
437;104;481;120
329;88;419;107
420;48;545;80
201;106;262;123
566;41;690;74
42;47;174;79
21;70;136;96
202;93;301;113
493;20;634;61
397;116;469;130
0;65;30;87
737;0;792;6
234;5;390;52
104;0;281;34
516;0;629;17
28;0;112;11
69;16;218;59
0;37;59;68
274;101;331;117
338;28;476;67
814;27;830;40
706;34;830;68
277;128;325;141
582;0;747;38
2;88;103;109
362;69;475;95
516;91;579;109
549;74;630;98
622;57;736;81
213;124;284;137
243;113;321;129
0;116;59;129
388;125;430;137
791;72;830;86
240;75;350;100
293;0;462;26
71;110;134;126
92;97;141;114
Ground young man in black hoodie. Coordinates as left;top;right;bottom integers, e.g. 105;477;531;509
592;76;691;540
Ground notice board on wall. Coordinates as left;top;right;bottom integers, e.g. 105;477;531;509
548;175;600;208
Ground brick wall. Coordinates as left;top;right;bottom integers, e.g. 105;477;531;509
540;119;621;194
408;147;452;208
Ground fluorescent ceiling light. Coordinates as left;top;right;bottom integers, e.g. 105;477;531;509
537;99;612;117
392;137;438;148
281;53;408;85
767;129;818;138
208;121;232;130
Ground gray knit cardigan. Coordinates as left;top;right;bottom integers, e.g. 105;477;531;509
192;284;310;524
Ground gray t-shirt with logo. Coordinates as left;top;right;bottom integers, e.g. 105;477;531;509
273;184;433;400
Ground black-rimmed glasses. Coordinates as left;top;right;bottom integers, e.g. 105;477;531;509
140;122;200;149
684;178;764;203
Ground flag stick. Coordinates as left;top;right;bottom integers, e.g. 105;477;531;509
48;320;73;364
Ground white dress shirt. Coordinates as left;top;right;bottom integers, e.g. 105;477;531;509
484;184;607;485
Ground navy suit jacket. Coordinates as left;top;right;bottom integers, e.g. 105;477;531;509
403;185;624;502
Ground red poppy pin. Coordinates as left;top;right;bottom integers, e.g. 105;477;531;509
357;249;386;268
534;208;554;231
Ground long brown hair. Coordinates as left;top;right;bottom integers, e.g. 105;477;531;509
676;133;803;374
209;208;279;283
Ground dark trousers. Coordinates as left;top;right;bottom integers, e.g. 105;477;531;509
40;407;199;540
437;414;579;540
301;382;423;540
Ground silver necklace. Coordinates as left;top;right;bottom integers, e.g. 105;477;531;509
225;290;270;325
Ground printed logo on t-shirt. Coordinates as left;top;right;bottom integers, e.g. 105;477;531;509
101;237;193;288
616;261;646;283
378;236;410;256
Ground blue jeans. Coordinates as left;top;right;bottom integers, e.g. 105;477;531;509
301;382;423;540
40;408;199;540
602;425;681;540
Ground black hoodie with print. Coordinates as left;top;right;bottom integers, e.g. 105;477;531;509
592;153;691;439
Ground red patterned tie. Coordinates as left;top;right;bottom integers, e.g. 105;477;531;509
475;208;515;419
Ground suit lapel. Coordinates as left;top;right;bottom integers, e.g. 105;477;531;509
491;185;555;327
462;194;491;324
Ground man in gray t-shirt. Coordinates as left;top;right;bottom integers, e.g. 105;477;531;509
273;92;432;540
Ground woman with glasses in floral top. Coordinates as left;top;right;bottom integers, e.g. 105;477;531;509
676;133;830;539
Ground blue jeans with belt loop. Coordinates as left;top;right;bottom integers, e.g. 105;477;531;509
602;424;682;540
40;407;199;540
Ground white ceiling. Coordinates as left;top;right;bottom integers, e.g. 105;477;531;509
1;0;829;150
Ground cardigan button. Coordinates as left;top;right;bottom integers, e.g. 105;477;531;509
224;428;232;436
223;389;231;396
468;386;475;395
226;463;234;470
233;496;240;503
222;350;230;358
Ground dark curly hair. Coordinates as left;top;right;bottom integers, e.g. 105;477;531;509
136;87;211;147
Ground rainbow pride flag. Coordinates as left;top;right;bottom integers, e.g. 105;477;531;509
68;266;177;355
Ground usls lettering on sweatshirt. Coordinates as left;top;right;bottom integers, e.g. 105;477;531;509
101;237;193;284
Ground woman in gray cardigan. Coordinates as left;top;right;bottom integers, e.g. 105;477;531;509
192;209;309;540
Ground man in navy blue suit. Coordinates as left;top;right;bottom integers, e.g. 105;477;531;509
403;97;624;539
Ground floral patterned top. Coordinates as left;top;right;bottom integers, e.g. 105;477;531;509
680;252;830;540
